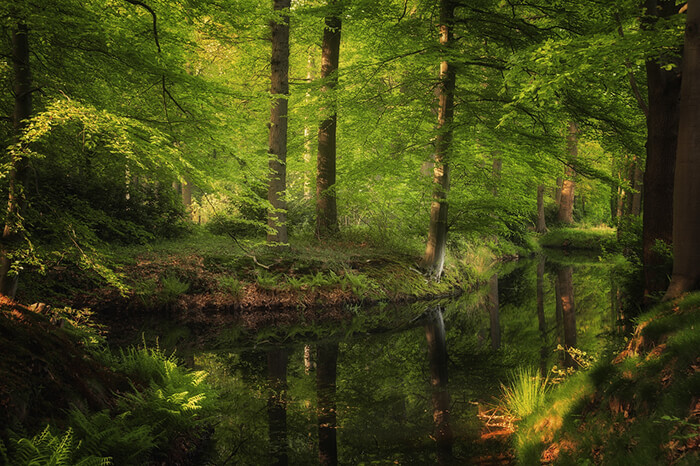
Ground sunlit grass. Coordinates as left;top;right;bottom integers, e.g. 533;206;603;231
500;367;550;420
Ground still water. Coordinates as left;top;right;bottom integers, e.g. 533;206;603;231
123;252;626;464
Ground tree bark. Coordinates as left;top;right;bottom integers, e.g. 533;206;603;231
316;343;338;466
536;184;547;233
267;0;290;245
422;0;456;280
0;23;32;298
643;0;681;300
487;273;500;351
665;1;700;299
316;1;342;238
557;122;577;224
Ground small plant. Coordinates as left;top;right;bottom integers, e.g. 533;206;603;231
550;345;597;384
500;367;550;420
160;274;190;303
217;275;243;298
255;270;279;290
0;426;111;466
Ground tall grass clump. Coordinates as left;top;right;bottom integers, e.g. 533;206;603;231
500;367;550;420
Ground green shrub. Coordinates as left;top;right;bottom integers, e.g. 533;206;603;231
500;367;550;419
217;275;243;298
0;426;111;466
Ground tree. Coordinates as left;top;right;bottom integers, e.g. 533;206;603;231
267;0;291;245
0;21;33;297
557;122;577;224
642;0;682;299
422;0;456;280
665;0;700;299
316;0;342;238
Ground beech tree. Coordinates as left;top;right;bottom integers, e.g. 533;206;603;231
422;0;456;280
665;0;700;299
267;0;291;245
316;0;342;238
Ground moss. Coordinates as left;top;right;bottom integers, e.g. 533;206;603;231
539;226;618;252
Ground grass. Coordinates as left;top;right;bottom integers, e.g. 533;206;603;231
539;225;618;252
500;367;550;420
513;292;700;465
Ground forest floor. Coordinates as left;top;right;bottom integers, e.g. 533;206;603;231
512;292;700;464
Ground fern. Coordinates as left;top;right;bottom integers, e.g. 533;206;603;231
4;426;111;466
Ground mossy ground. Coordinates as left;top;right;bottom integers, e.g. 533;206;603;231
513;292;700;464
539;226;618;252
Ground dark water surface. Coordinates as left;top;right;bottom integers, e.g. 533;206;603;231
119;252;627;464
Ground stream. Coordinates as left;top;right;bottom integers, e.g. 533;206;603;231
113;251;628;464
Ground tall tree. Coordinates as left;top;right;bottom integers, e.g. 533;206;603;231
422;0;456;280
642;0;682;299
267;0;291;245
557;122;577;224
0;22;33;297
665;0;700;299
316;0;342;238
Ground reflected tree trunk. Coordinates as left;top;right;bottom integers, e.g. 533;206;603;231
267;348;288;466
486;273;500;351
556;267;577;368
316;342;339;466
304;344;315;373
536;257;548;376
424;306;453;464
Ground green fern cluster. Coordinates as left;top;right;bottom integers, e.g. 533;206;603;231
0;426;111;466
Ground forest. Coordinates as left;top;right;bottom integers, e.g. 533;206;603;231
0;0;698;464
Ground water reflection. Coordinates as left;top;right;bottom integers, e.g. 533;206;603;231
267;348;288;465
486;274;501;351
316;342;339;466
555;266;577;368
536;257;548;376
424;306;453;463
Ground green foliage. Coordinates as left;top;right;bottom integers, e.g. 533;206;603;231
0;426;111;466
500;367;550;419
160;275;190;303
217;275;243;298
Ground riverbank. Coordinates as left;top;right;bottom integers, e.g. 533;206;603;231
18;228;534;329
510;292;700;464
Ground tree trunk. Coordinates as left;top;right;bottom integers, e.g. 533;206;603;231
303;55;315;201
665;1;700;299
316;1;342;238
267;0;290;245
316;343;338;466
536;257;547;376
557;122;577;224
424;306;452;464
0;23;32;298
554;177;563;206
536;184;547;233
422;0;456;280
643;0;681;300
267;348;288;466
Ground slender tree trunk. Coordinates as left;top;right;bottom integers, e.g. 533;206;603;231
557;122;577;224
303;55;316;200
316;1;342;238
665;2;700;299
424;306;452;464
554;177;563;206
536;184;547;233
422;0;456;280
267;0;290;245
316;343;338;466
0;23;32;297
643;0;681;300
267;348;288;466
